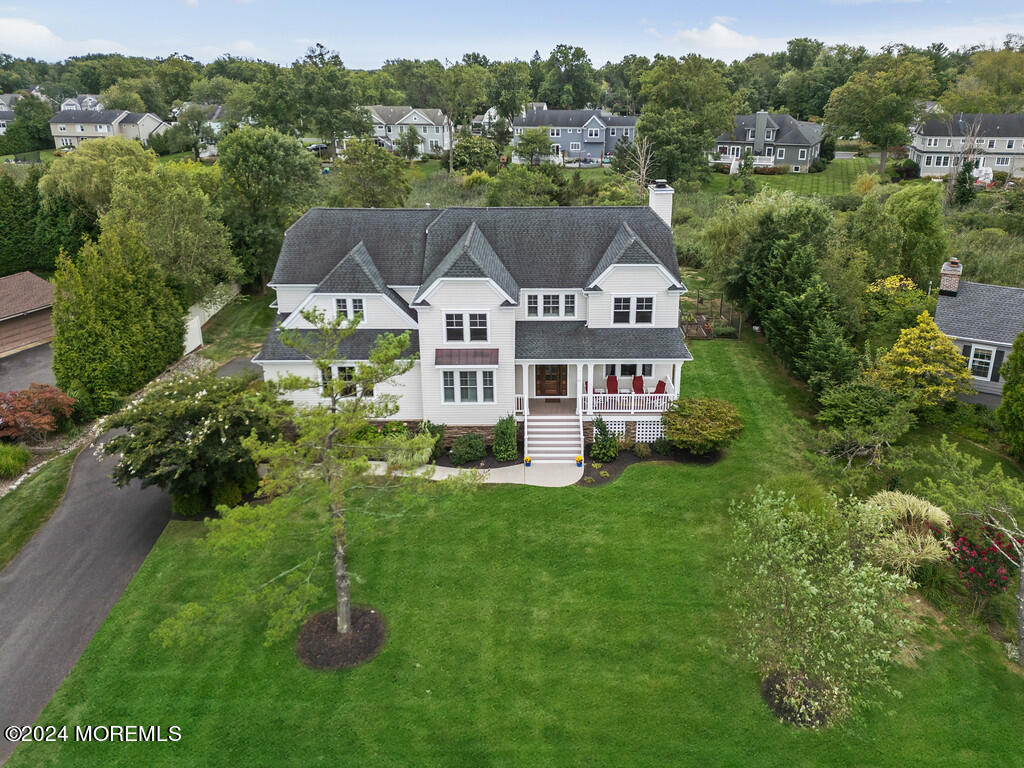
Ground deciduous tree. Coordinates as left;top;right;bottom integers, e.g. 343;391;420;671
328;137;411;208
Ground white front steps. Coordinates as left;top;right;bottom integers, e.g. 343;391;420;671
525;414;583;463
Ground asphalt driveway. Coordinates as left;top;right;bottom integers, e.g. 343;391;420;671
0;431;170;765
0;343;55;392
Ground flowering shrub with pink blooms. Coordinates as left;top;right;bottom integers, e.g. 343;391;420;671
949;529;1013;612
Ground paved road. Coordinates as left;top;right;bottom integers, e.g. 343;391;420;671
0;343;55;391
0;432;170;765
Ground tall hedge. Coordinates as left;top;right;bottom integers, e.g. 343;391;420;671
52;222;184;416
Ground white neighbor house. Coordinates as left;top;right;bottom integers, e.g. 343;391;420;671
254;182;692;462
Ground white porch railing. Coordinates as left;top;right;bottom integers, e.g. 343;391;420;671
515;394;524;413
580;392;673;413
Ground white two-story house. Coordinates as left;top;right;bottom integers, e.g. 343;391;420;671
364;105;451;155
254;182;692;462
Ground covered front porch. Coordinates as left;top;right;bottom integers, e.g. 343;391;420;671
513;361;682;417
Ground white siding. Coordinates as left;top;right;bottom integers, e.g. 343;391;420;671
285;294;416;330
274;285;315;314
418;279;517;425
390;285;419;303
260;360;423;419
587;265;678;328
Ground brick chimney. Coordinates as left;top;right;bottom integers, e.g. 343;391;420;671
939;257;963;296
648;179;674;228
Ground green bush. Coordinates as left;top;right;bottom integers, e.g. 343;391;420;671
211;482;242;509
589;417;619;462
462;170;492;189
652;436;672;455
662;397;743;455
711;323;738;338
420;420;446;462
492;415;519;461
632;442;652;459
171;491;206;518
0;443;31;479
808;159;827;173
449;432;486;465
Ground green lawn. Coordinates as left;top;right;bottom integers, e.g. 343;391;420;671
10;339;1024;767
197;293;277;365
0;448;80;572
706;157;880;196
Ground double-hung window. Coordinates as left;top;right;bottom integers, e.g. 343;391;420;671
926;137;938;147
563;294;575;317
445;313;464;341
526;293;575;318
989;139;997;149
609;128;616;136
468;313;487;341
635;297;653;323
612;296;654;325
612;297;631;324
335;297;364;321
777;148;785;159
798;148;807;160
1008;140;1016;149
549;128;560;138
588;127;600;139
997;157;1011;166
969;346;995;379
442;370;494;403
444;312;487;342
569;141;581;151
543;294;560;317
527;295;538;317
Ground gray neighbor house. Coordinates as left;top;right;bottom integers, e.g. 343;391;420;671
711;110;823;173
512;104;636;163
934;257;1024;403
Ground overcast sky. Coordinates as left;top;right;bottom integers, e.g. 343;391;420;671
1;1;1022;68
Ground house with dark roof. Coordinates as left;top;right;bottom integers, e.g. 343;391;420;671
0;271;54;356
59;94;104;111
255;182;691;462
364;106;451;155
48;109;168;149
711;110;824;173
512;105;637;164
0;110;14;136
934;257;1024;402
910;113;1024;178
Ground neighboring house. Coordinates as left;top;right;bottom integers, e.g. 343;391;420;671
0;271;54;357
0;89;55;110
255;181;691;462
910;113;1024;178
934;257;1024;402
364;106;451;154
0;94;19;110
710;110;823;173
0;110;13;135
59;94;104;111
470;107;500;135
173;102;227;133
512;105;637;163
49;110;168;149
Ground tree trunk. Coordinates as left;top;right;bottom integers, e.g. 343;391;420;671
878;146;888;176
447;118;454;175
1017;562;1024;666
333;509;351;635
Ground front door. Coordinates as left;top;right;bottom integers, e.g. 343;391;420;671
535;365;567;397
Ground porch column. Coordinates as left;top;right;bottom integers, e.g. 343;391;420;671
575;362;583;414
523;364;530;415
587;363;595;415
673;362;682;397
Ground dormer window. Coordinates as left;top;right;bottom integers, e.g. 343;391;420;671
746;129;755;140
335;297;364;321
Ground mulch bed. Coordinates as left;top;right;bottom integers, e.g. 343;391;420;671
760;671;830;727
434;446;523;471
577;447;724;486
295;606;388;670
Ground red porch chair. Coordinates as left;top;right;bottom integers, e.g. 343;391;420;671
632;375;645;394
606;375;618;394
652;380;667;395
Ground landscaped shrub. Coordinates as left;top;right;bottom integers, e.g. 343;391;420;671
808;159;827;173
949;529;1013;614
589;417;619;462
632;442;652;459
461;170;492;189
449;433;486;465
662;397;743;455
618;433;635;452
890;158;920;181
652;436;672;456
0;442;31;479
0;384;77;442
420;420;446;462
492;415;518;461
211;482;243;509
171;491;206;518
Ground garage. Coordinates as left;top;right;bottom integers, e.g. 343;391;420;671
0;271;55;357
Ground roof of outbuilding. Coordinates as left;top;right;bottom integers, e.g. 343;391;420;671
515;321;692;360
715;113;823;146
513;108;637;128
935;281;1024;346
414;222;519;304
49;109;125;124
254;320;419;362
0;271;54;321
916;113;1024;138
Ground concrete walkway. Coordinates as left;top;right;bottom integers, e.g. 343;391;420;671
425;461;583;487
0;432;170;766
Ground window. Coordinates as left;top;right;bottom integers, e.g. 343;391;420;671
765;146;774;156
947;138;953;147
623;128;630;137
526;292;574;318
58;125;66;132
766;130;775;141
976;138;985;145
442;370;495;403
59;137;73;147
445;312;487;342
798;148;807;160
996;157;1011;166
746;129;755;140
550;144;560;155
938;156;950;167
335;298;347;318
335;297;363;321
96;124;108;133
386;125;392;133
527;295;538;317
1008;140;1015;149
435;126;440;134
320;366;333;396
612;296;654;325
989;139;996;149
337;365;357;397
969;346;994;379
515;127;522;135
717;145;726;154
613;297;631;324
588;127;600;138
642;363;653;376
926;137;938;147
925;155;933;166
549;128;560;137
609;128;616;136
777;148;785;159
563;294;575;317
620;363;637;376
569;141;581;151
77;124;84;132
635;297;653;324
792;165;801;173
543;294;560;317
352;298;363;317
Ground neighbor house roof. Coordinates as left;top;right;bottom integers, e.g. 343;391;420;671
515;321;692;360
916;113;1024;138
716;113;823;146
253;320;419;362
49;109;125;124
935;281;1024;346
0;271;54;321
364;106;446;126
513;108;637;128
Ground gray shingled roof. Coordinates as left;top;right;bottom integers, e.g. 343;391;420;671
49;109;124;124
515;321;692;360
365;106;446;126
414;222;519;304
917;113;1024;138
586;223;661;288
935;281;1024;346
716;113;823;146
119;112;153;125
514;108;637;128
254;320;419;362
315;242;417;320
0;110;14;121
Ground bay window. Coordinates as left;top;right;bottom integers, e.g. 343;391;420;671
442;370;495;403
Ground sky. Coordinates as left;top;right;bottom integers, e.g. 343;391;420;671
0;1;1022;68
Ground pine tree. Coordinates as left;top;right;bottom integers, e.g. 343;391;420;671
997;331;1024;459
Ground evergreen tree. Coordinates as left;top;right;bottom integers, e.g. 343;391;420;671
951;164;977;207
996;331;1024;460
